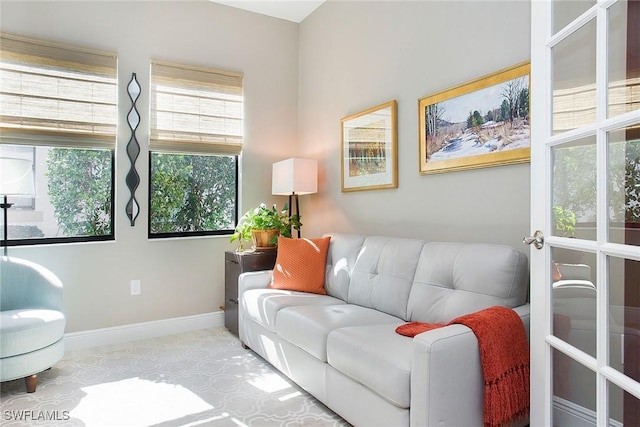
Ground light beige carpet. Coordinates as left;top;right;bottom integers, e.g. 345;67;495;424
0;327;350;426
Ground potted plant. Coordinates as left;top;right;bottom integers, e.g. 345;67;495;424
230;203;301;251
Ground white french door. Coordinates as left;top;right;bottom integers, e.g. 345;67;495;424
530;0;640;425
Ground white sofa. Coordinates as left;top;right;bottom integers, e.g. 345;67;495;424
238;233;530;426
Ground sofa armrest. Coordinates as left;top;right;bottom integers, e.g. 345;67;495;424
238;270;273;295
410;324;483;426
410;304;530;426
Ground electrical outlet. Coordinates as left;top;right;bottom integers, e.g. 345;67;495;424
130;280;141;296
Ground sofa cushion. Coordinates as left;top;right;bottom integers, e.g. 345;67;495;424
408;242;529;323
242;289;345;332
348;236;425;320
270;236;331;295
323;233;366;301
327;323;412;408
0;309;66;358
275;304;401;362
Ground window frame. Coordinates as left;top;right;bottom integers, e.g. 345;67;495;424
0;32;117;247
147;153;238;240
147;59;243;239
2;150;115;247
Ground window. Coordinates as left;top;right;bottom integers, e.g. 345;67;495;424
0;33;117;245
148;60;242;238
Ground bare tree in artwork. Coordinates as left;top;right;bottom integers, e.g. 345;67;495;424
425;103;446;137
501;76;527;121
425;103;446;158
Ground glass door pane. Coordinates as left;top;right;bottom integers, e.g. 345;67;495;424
552;19;597;135
552;247;597;357
552;136;597;241
608;126;640;246
608;380;640;426
608;255;640;405
553;0;596;34
552;348;596;425
608;0;640;118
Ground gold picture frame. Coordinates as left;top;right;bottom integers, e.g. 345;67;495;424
418;62;530;174
341;100;398;192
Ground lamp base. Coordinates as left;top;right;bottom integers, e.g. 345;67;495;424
287;193;301;238
1;195;13;256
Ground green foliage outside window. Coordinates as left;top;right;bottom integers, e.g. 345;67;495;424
150;153;236;234
45;150;235;238
46;148;113;237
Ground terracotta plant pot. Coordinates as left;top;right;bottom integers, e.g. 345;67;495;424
252;229;279;249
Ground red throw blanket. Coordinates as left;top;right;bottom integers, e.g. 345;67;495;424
396;306;530;427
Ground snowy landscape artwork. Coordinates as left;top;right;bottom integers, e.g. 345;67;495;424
419;62;531;174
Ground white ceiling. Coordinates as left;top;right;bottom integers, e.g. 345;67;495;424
210;0;325;23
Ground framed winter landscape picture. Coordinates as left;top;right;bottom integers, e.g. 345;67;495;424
418;62;530;174
341;100;398;192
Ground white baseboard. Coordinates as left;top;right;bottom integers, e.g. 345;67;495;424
64;311;225;352
553;395;623;427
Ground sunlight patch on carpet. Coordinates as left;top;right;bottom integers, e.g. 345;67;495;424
180;413;231;427
70;377;213;426
279;391;303;401
248;372;291;393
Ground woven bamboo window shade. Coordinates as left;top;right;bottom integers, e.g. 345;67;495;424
0;33;117;149
149;60;243;156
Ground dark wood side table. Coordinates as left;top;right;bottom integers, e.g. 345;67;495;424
224;250;277;336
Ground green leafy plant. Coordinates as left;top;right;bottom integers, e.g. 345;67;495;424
553;205;576;237
230;203;302;244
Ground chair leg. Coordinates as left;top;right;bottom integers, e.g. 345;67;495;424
25;374;38;393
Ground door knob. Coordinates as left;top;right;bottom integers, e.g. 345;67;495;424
523;230;544;250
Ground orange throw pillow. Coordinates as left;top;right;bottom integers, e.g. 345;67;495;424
269;236;331;295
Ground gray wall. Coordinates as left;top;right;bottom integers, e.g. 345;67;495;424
1;0;532;334
0;1;299;333
298;1;532;249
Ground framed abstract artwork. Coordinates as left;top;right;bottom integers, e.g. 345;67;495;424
341;100;398;192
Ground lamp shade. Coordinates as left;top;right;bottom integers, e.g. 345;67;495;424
0;157;35;196
272;158;318;195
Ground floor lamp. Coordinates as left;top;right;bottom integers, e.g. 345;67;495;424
0;157;35;256
272;158;318;238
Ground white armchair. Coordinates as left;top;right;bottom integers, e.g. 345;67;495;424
0;256;66;392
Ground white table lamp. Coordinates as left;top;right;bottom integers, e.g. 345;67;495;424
272;158;318;237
